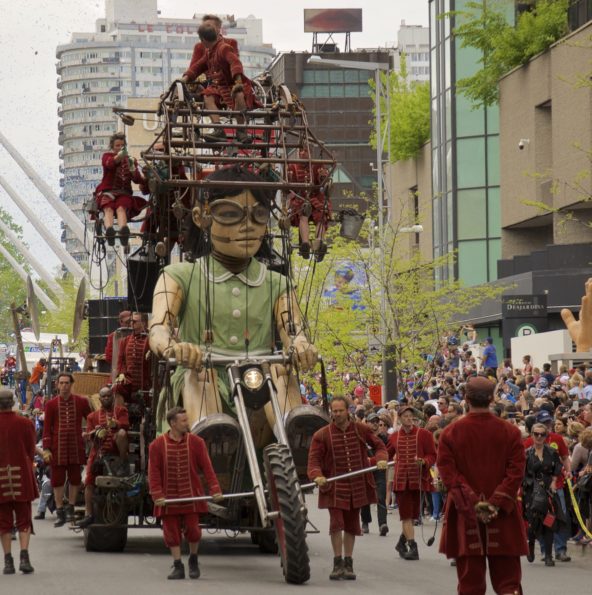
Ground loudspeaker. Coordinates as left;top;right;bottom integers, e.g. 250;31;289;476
127;245;161;313
88;298;128;355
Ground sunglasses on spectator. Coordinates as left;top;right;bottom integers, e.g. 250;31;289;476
532;432;547;438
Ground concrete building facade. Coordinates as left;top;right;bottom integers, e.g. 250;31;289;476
392;21;430;83
56;0;275;261
499;19;592;259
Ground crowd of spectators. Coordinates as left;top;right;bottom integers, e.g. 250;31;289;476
300;330;592;565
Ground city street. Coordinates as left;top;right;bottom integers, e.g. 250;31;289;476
6;500;591;594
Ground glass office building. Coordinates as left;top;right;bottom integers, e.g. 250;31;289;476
429;0;514;285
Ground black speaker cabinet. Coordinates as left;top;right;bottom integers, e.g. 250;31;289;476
127;245;161;314
88;298;128;355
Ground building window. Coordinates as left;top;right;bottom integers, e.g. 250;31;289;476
457;137;486;188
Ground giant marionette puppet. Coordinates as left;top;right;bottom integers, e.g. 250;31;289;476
149;166;323;450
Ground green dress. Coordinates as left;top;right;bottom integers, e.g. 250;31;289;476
163;256;288;410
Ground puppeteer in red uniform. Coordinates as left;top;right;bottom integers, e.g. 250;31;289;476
308;396;388;580
387;405;436;561
182;23;258;144
0;389;37;574
184;13;239;80
95;132;147;247
104;310;132;366
114;312;151;405
437;376;527;595
288;147;331;261
84;394;129;486
148;407;222;580
77;386;129;529
42;373;92;526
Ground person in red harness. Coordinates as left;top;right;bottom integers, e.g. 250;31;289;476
149;407;223;580
0;389;37;575
95;133;147;247
181;23;258;144
42;373;92;527
387;405;436;561
437;375;527;595
308;395;388;580
184;14;239;76
113;312;151;407
77;386;129;529
104;310;132;367
287;147;331;261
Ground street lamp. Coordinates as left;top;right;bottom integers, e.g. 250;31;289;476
307;55;394;402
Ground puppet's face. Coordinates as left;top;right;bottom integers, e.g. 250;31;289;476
193;189;269;260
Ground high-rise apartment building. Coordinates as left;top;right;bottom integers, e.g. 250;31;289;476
56;0;275;261
393;21;430;82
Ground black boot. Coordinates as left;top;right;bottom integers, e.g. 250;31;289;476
119;225;130;247
167;559;185;580
329;556;344;580
33;511;45;520
395;534;408;558
75;515;94;529
3;553;15;575
403;539;419;560
105;226;116;247
65;504;75;522
342;556;356;580
188;554;200;579
54;508;66;527
19;550;34;574
544;555;555;567
527;540;535;563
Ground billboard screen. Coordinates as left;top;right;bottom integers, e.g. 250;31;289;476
303;8;363;33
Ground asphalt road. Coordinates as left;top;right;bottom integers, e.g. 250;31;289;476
4;500;591;594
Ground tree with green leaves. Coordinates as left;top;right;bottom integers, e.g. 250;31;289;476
0;208;30;343
370;54;431;163
296;207;505;395
449;0;569;108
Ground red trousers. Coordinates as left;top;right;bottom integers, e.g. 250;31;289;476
395;489;420;521
50;464;82;488
328;507;361;536
0;501;32;534
456;555;522;595
161;513;201;547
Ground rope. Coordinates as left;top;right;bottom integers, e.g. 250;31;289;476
565;476;592;539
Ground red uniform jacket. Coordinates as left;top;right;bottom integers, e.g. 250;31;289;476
148;432;221;516
0;411;38;503
184;36;239;80
437;412;528;558
42;395;92;465
387;425;436;492
188;38;257;109
308;421;388;510
96;152;144;196
288;162;331;226
104;331;115;365
86;406;129;457
116;333;151;392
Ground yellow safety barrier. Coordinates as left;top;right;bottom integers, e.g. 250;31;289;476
565;476;592;539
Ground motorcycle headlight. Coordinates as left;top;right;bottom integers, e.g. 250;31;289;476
243;368;264;391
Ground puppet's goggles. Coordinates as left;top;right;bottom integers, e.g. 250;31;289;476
210;200;269;226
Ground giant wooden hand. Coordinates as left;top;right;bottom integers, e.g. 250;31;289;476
561;277;592;352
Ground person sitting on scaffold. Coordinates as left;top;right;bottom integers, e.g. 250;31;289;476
95;133;147;247
287;146;331;261
181;23;259;145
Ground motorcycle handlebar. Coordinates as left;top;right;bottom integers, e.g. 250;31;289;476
166;353;288;367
